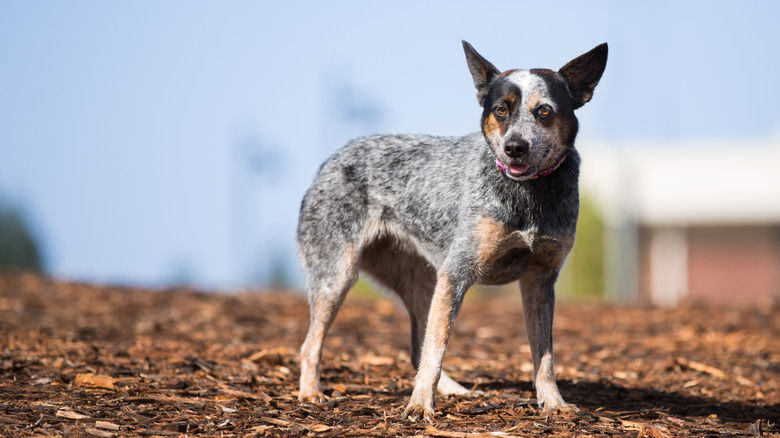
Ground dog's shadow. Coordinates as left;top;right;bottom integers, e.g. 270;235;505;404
474;379;778;424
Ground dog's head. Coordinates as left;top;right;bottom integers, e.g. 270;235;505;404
463;41;607;181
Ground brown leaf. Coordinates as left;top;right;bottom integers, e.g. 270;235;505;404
310;424;332;432
75;373;116;389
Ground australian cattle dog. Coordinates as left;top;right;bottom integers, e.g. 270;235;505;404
296;40;608;421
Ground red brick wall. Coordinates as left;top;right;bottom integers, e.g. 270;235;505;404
687;226;780;303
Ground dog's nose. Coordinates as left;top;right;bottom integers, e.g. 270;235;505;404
504;137;529;158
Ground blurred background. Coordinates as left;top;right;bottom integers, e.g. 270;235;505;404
1;1;779;305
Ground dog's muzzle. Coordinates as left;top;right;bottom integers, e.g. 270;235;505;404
496;153;568;180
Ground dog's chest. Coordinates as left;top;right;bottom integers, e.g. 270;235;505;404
474;218;574;285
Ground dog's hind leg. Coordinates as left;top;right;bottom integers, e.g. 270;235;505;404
298;244;359;403
359;239;471;396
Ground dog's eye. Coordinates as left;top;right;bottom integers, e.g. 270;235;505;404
495;105;508;117
537;105;553;118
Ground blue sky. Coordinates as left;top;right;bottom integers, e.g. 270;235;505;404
1;1;779;289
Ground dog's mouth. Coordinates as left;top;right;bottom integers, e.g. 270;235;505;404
496;152;569;181
495;158;532;179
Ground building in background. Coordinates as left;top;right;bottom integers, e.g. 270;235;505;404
580;136;780;306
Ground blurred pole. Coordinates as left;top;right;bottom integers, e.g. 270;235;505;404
603;157;639;302
228;135;282;287
648;227;688;307
319;64;385;161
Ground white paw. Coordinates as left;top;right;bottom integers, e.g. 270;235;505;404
402;402;434;422
437;372;478;396
536;382;572;412
297;389;327;404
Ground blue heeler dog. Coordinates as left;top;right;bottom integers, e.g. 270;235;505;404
296;41;608;422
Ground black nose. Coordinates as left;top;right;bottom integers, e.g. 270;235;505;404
504;137;529;158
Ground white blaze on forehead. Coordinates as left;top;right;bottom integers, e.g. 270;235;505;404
505;70;557;112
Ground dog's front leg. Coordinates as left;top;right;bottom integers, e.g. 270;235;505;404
403;272;467;422
519;272;569;412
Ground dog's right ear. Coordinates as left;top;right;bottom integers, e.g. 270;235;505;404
463;41;501;107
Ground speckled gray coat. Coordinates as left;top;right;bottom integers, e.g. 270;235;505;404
296;41;608;422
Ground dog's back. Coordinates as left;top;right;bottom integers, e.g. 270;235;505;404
299;133;475;271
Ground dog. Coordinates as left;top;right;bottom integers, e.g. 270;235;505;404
296;40;607;422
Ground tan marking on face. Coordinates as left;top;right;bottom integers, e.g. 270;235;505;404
482;112;501;138
551;115;572;145
504;92;517;108
482;112;504;156
537;115;573;169
527;96;543;113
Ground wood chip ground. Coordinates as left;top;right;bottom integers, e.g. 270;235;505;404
1;273;778;436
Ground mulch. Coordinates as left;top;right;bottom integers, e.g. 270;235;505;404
0;273;778;437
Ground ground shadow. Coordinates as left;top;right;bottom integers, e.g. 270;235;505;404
474;378;779;424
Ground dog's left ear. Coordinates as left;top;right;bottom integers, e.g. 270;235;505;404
559;43;608;109
463;41;501;107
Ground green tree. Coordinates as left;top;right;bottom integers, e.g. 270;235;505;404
0;207;45;273
559;195;605;298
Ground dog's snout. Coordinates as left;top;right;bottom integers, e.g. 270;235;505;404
504;137;529;159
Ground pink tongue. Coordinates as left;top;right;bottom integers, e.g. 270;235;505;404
495;158;506;173
509;163;529;174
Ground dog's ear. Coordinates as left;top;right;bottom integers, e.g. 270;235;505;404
559;43;608;109
463;41;501;107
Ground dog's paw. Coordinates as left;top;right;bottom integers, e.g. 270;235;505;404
457;389;486;398
540;400;579;413
402;403;434;423
436;372;477;397
535;381;573;413
297;390;327;404
537;393;577;413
